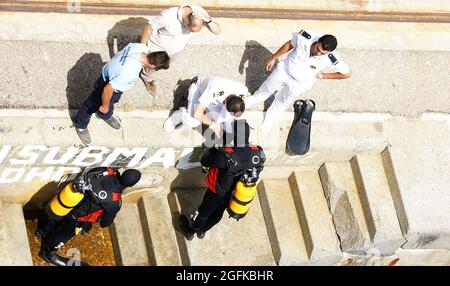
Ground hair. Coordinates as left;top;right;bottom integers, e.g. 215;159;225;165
226;95;245;117
188;13;204;32
148;51;170;70
318;34;338;52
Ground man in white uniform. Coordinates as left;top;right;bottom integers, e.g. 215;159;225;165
139;5;221;94
245;30;352;132
74;43;170;145
164;76;247;137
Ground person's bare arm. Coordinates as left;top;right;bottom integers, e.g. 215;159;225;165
266;40;294;71
317;69;352;80
194;104;213;126
140;23;152;44
99;83;114;114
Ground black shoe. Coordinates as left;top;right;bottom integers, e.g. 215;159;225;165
179;215;195;241
197;231;206;239
39;251;90;266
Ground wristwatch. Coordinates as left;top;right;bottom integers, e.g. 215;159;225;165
206;18;212;24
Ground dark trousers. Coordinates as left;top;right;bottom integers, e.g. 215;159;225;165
40;215;93;254
74;76;123;129
192;189;229;232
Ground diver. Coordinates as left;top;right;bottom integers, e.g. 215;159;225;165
179;119;265;240
36;167;141;266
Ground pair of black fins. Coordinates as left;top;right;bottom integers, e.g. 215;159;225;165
286;99;315;156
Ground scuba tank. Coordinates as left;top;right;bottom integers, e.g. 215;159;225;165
45;167;117;221
227;167;260;220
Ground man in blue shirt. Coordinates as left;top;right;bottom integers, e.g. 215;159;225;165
74;43;170;145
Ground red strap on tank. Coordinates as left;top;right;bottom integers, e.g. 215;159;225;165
112;192;121;202
224;147;234;153
77;209;104;223
107;168;116;176
205;167;219;193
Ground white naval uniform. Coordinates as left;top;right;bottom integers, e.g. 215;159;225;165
141;5;211;82
247;30;350;118
181;76;248;133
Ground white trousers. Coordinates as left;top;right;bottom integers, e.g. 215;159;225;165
247;60;312;118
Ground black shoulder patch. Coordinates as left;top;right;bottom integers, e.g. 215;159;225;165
299;29;311;40
328;53;339;65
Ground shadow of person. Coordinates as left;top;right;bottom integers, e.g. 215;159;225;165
23;180;71;235
66;53;106;122
107;17;149;58
239;40;277;111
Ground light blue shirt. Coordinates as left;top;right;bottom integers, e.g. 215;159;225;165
102;43;150;92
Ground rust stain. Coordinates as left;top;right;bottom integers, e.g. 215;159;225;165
388;258;400;266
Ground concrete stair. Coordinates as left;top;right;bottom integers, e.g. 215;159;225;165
110;193;182;266
288;171;342;264
168;188;275;266
350;154;406;254
319;161;372;253
0;200;33;266
107;148;438;265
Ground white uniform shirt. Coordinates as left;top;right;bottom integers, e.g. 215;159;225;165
195;76;248;126
197;76;248;107
102;43;150;92
285;30;350;85
148;5;209;55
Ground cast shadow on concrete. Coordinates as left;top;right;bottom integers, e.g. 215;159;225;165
66;53;106;122
238;40;277;111
107;17;148;58
23;180;70;233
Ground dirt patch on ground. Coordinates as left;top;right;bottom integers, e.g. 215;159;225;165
25;219;116;266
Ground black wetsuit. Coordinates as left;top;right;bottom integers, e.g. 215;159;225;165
39;168;123;254
192;146;265;232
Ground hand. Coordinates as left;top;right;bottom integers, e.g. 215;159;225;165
266;57;276;71
192;11;210;23
99;105;109;114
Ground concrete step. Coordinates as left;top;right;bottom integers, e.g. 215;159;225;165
0;200;13;265
170;188;275;266
382;147;450;249
257;179;309;265
110;202;149;265
137;194;182;265
319;161;372;253
350;154;406;255
0;200;33;266
288;171;342;264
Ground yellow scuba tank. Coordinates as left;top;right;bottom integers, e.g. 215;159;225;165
45;168;95;220
227;179;257;220
46;182;85;220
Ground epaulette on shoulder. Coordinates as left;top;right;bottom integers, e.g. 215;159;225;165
299;29;311;39
328;53;339;65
